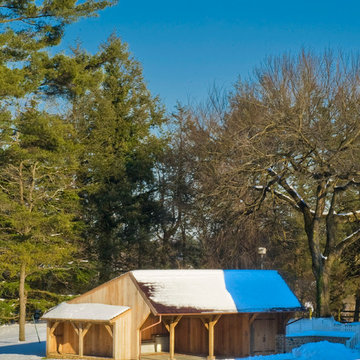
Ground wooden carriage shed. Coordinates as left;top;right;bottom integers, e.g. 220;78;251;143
43;269;303;360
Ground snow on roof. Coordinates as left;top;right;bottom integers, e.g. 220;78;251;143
131;269;302;314
42;302;129;321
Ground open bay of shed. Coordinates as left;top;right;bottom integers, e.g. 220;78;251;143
43;303;130;359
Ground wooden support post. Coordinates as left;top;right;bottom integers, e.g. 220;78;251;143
164;316;182;360
113;323;121;360
208;321;215;360
202;315;221;360
248;313;258;356
46;322;51;356
169;322;176;360
78;323;84;357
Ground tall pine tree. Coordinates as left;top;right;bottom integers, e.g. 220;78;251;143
0;0;114;340
72;37;166;280
0;104;81;340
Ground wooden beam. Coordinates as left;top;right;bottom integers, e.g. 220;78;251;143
82;323;92;338
70;321;79;335
173;316;182;327
212;314;221;326
162;315;181;332
163;321;170;332
105;324;113;338
249;313;258;326
200;317;209;330
50;321;60;335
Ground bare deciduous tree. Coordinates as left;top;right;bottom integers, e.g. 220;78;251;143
209;51;360;316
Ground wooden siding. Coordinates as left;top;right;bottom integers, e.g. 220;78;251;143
115;309;132;360
141;314;167;341
174;315;251;357
215;314;250;357
172;313;288;358
175;317;208;356
48;321;78;355
69;273;151;359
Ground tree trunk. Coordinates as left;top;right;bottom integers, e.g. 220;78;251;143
354;284;360;322
314;258;333;317
305;203;333;318
19;262;27;341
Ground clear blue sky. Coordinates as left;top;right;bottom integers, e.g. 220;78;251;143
62;0;360;112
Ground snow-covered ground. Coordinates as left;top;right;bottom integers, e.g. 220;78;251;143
1;323;360;360
0;322;47;360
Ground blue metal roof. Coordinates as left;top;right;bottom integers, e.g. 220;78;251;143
223;270;302;312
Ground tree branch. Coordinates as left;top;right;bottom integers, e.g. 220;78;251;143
335;180;360;192
0;13;52;24
254;185;301;212
335;228;360;255
266;168;312;214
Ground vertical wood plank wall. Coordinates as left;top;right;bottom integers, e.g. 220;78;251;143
141;314;167;340
174;315;250;357
175;317;208;355
115;310;132;360
174;313;287;358
69;273;151;359
84;324;113;358
215;314;250;357
48;321;78;355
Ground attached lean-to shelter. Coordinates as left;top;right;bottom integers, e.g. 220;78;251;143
43;269;303;360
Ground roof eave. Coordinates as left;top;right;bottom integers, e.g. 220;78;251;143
42;317;113;324
156;306;305;316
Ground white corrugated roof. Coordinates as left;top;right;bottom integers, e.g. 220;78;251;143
42;302;129;321
132;269;302;313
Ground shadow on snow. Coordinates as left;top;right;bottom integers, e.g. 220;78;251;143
0;341;45;356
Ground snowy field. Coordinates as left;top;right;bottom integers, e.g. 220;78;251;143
0;322;47;360
1;322;360;360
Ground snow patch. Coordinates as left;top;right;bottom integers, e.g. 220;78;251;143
292;341;359;360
